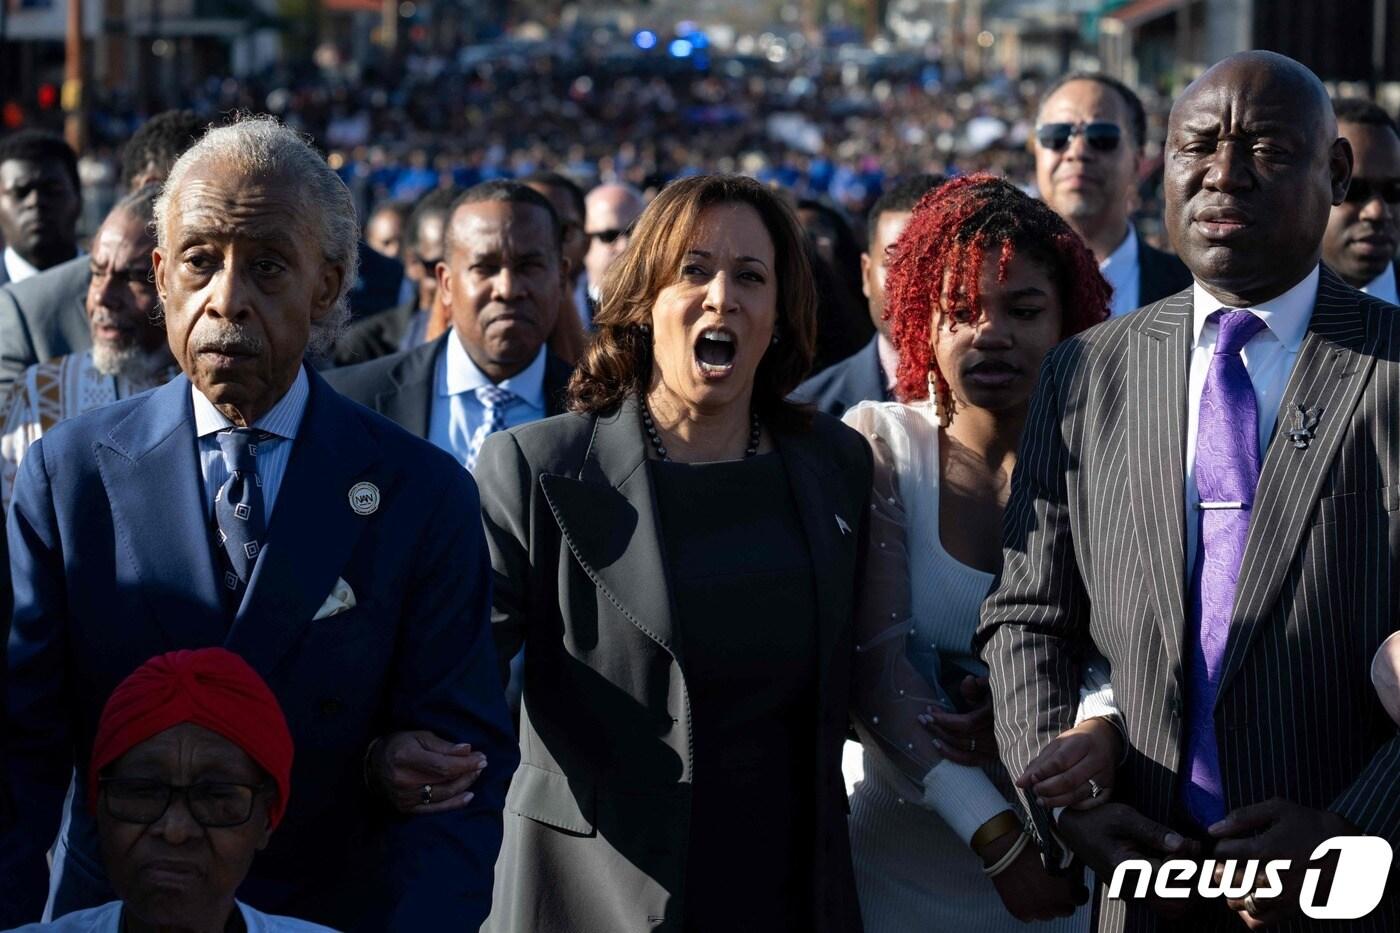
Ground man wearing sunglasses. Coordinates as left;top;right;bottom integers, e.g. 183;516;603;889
581;183;645;328
1034;73;1190;317
1322;98;1400;304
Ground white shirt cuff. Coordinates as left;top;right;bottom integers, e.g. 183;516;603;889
920;758;1015;846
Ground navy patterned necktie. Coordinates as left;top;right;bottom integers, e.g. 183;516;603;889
215;428;268;601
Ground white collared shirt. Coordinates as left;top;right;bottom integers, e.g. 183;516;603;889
3;246;40;284
427;330;547;469
876;333;899;395
1099;227;1142;318
1362;263;1399;306
1183;265;1319;573
192;366;309;522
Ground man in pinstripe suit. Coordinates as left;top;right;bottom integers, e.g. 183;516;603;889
979;51;1400;931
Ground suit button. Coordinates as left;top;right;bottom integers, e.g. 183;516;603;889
320;698;345;716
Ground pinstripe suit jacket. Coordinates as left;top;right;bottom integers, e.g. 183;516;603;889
978;266;1400;932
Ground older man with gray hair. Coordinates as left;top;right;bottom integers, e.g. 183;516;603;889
0;115;517;931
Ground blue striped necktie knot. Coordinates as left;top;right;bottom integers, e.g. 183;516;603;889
215;427;271;597
466;385;518;470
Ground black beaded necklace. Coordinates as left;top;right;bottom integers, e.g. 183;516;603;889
640;397;761;462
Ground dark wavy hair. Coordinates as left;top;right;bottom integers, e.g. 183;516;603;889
567;174;817;431
884;173;1110;406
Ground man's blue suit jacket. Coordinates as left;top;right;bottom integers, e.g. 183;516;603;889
0;366;519;931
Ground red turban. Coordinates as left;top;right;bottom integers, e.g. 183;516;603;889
88;648;294;830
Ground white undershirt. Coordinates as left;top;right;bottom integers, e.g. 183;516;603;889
1183;265;1319;575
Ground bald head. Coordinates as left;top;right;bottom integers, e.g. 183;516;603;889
1164;51;1351;306
583;184;645;291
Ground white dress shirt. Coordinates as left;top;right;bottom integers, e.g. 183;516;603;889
1100;227;1142;318
3;246;40;285
1183;265;1319;574
427;332;547;469
1362;263;1399;306
192;366;309;523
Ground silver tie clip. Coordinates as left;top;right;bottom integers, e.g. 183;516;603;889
1198;501;1245;510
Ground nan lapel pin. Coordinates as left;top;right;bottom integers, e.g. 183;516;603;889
1286;404;1320;450
835;514;852;536
348;482;380;516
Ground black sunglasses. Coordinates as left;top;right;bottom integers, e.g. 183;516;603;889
1035;122;1123;153
1343;178;1400;205
588;228;628;245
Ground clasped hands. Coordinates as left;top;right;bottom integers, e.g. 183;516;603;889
366;730;488;814
1058;798;1356;928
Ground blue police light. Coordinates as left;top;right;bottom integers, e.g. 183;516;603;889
668;38;694;58
634;30;658;50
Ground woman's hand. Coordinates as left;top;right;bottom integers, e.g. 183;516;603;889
368;730;487;814
979;830;1086;922
1016;716;1122;811
918;675;999;768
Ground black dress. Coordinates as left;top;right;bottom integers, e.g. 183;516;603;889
651;452;819;933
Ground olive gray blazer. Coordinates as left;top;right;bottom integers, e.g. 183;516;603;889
474;396;871;933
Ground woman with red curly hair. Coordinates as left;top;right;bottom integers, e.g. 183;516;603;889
843;174;1121;931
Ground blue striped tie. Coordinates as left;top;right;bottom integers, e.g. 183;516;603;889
467;386;517;471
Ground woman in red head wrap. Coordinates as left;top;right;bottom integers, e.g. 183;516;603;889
6;648;334;933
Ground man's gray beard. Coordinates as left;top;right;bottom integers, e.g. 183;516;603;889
91;341;174;384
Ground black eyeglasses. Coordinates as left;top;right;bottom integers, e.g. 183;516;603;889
587;228;628;245
1343;178;1400;205
99;777;271;828
1035;122;1124;153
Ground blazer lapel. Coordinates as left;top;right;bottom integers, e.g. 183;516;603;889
775;430;850;688
96;374;226;648
225;369;378;674
539;397;680;660
1126;292;1193;678
1216;269;1376;701
372;337;443;438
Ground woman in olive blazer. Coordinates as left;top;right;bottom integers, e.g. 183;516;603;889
476;175;871;933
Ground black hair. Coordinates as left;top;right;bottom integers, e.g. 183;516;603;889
520;171;586;222
403;187;462;256
1039;72;1149;150
447;180;562;254
0;129;80;195
1333;98;1399;136
119;110;204;187
866;174;946;248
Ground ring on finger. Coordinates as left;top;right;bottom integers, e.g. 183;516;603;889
1087;778;1102;799
1244;893;1261;918
421;783;434;806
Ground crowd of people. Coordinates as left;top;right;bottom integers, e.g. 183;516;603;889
0;39;1397;933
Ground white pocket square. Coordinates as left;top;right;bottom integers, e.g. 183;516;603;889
312;577;357;621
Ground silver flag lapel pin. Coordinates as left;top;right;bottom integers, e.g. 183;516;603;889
1286;404;1320;450
835;514;852;536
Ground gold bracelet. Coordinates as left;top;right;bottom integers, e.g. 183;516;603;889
970;809;1022;853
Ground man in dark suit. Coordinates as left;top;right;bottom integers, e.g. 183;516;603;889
0;112;203;389
0;116;517;931
793;173;943;416
332;187;458;366
980;52;1400;931
1034;73;1191;316
0;130;81;288
1323;98;1399;305
327;181;573;463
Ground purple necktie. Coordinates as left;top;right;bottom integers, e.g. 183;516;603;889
1182;309;1267;827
